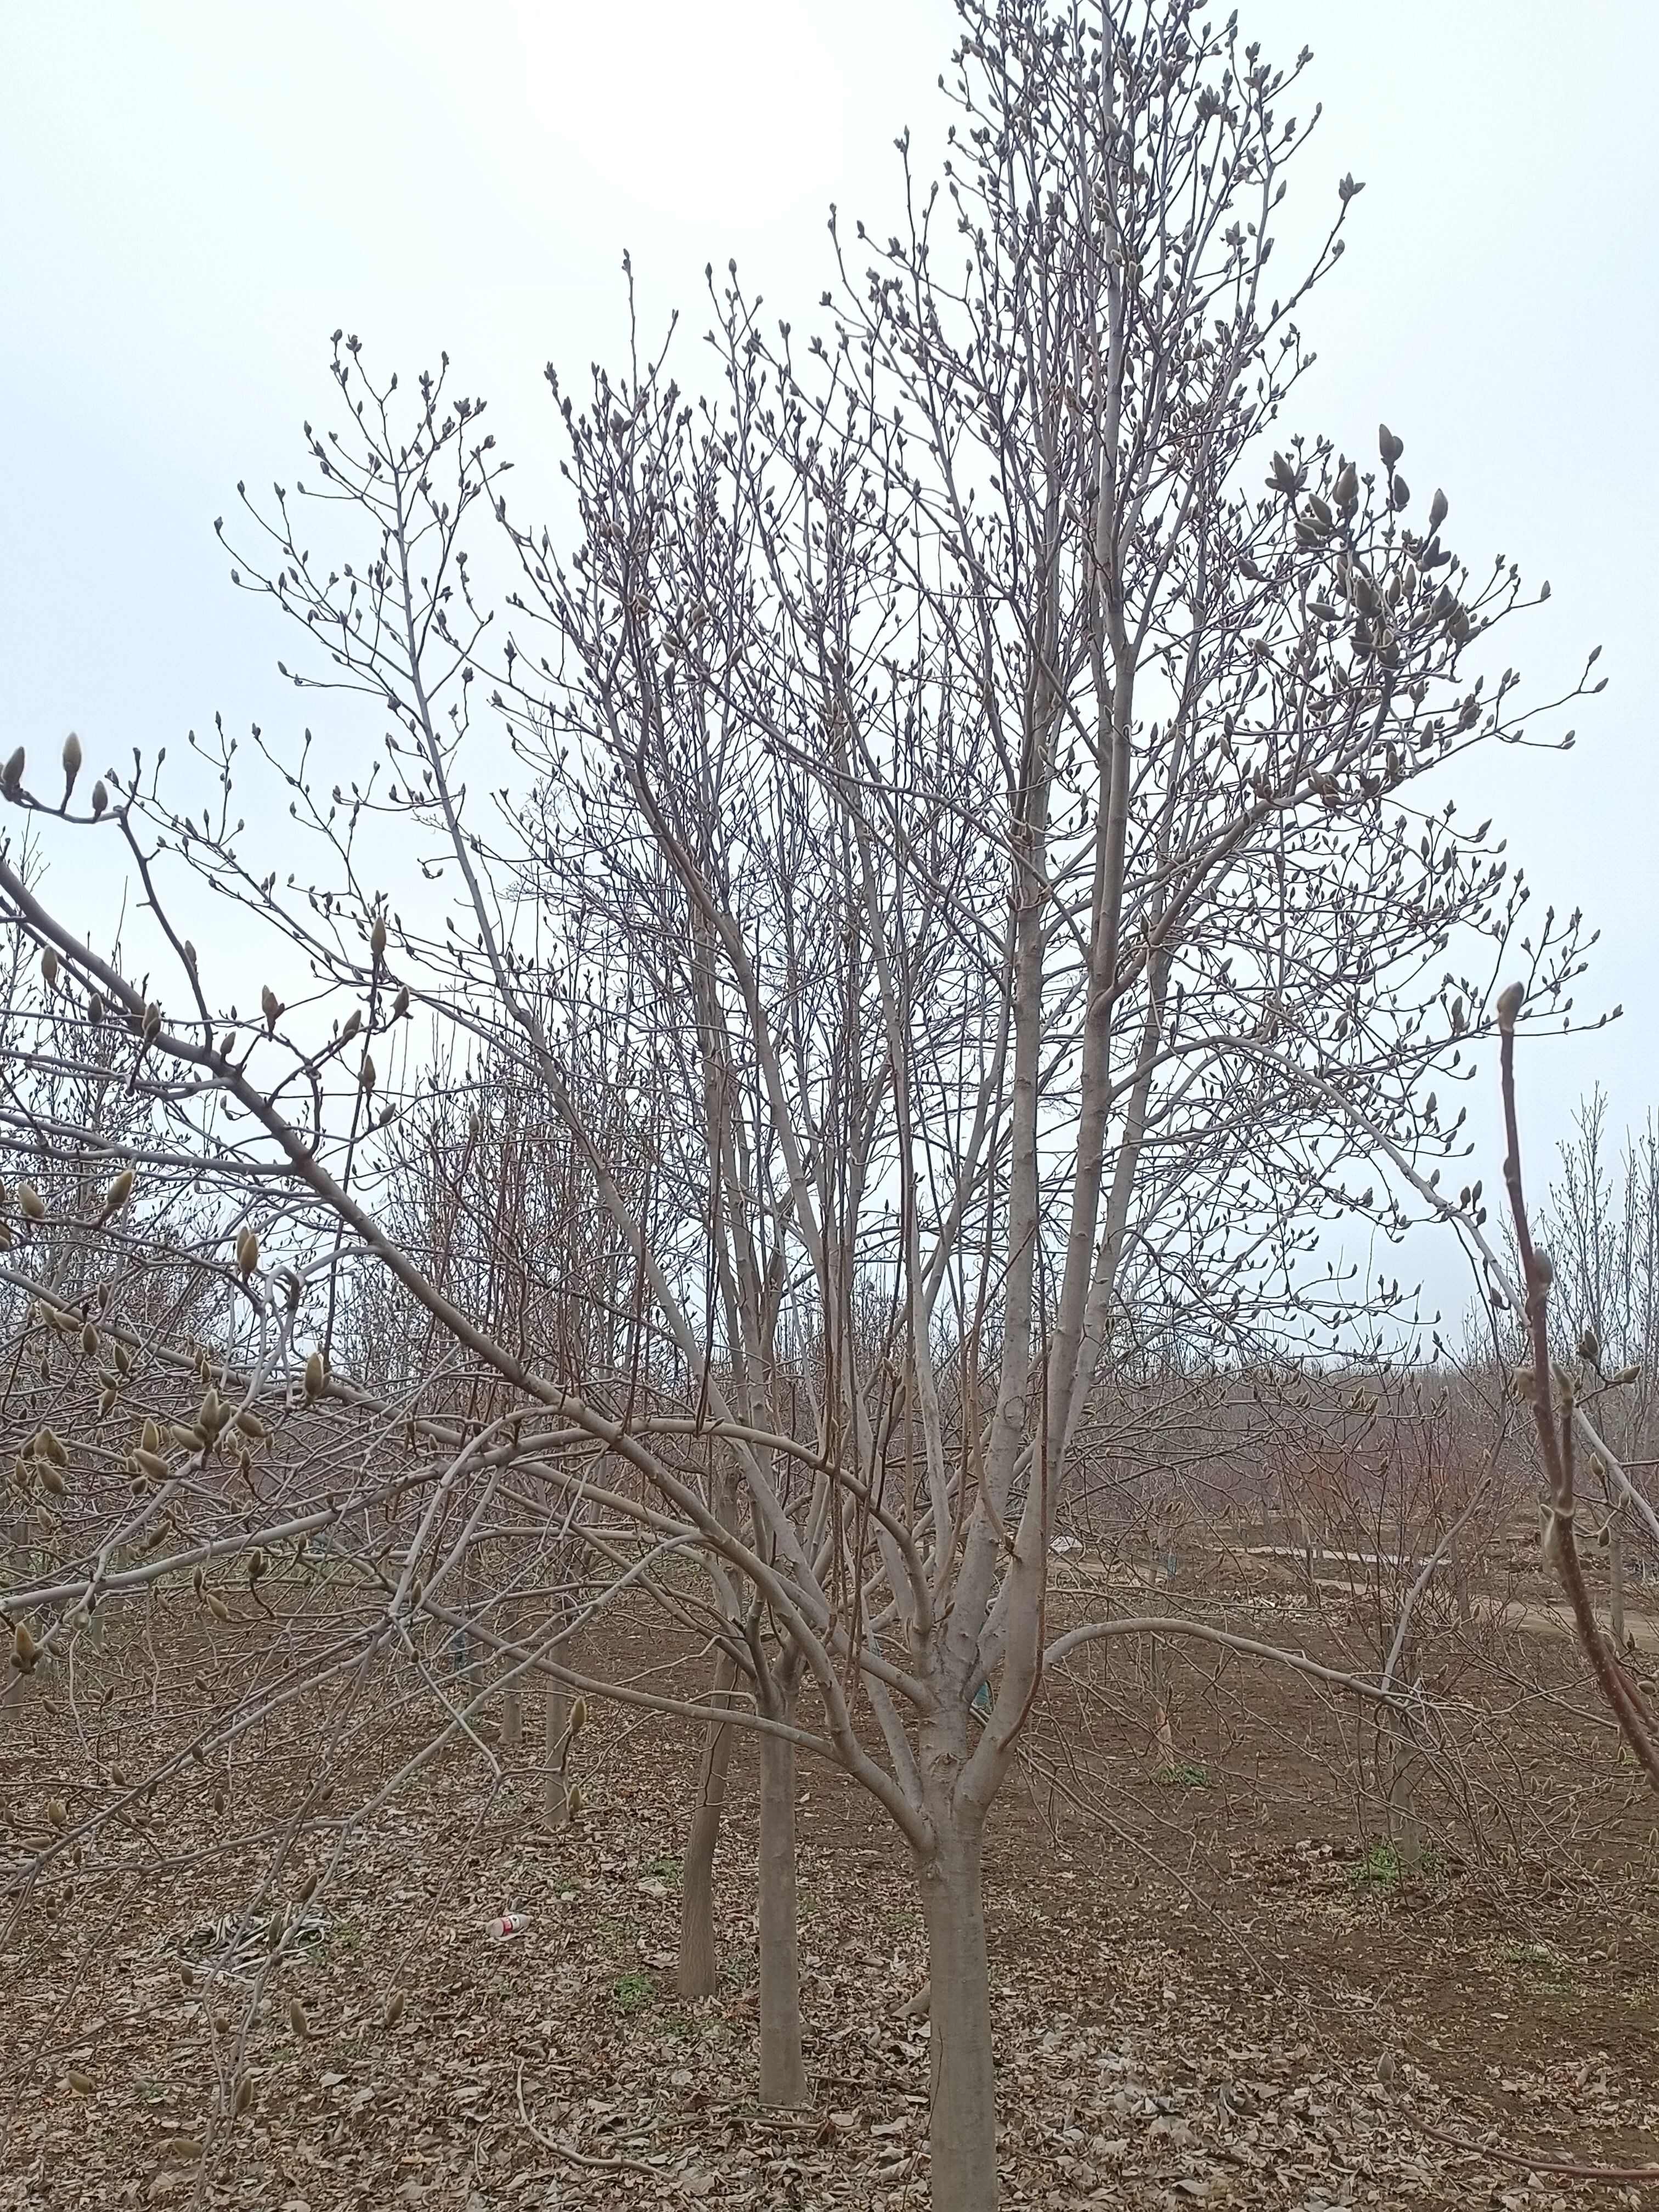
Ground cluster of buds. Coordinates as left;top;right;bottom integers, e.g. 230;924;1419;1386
13;1427;70;1502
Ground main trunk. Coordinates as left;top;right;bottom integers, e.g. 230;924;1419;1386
678;1647;739;1997
919;1824;997;2211
757;1717;807;2105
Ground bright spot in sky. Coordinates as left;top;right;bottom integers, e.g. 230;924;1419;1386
510;0;847;227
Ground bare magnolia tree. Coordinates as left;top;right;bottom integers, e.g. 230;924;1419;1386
0;3;1622;2203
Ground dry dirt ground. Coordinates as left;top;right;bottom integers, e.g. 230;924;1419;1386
6;1575;1659;2211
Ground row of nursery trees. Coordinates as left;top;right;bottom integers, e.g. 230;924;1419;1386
5;4;1658;2200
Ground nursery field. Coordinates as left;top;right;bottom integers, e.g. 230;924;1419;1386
6;1559;1659;2212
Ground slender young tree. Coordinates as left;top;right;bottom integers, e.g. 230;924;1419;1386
1;4;1617;2202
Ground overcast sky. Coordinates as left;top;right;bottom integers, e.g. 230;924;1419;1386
3;0;1656;1329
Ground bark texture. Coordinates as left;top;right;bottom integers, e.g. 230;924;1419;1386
757;1690;806;2105
543;1673;570;1825
919;1822;997;2210
678;1647;740;1997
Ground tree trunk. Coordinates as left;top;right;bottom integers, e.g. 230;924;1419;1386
678;1647;739;1998
919;1822;997;2211
757;1697;807;2106
1385;1716;1422;1874
544;1671;569;1825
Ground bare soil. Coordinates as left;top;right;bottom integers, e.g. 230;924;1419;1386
5;1570;1659;2210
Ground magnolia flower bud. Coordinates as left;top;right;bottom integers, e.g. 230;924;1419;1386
1333;459;1358;510
304;1349;326;1401
370;914;387;964
1578;1327;1601;1367
236;1226;260;1277
2;745;24;796
91;779;108;818
1378;424;1404;469
61;731;82;799
106;1167;136;1222
41;947;59;989
1496;981;1524;1030
20;1183;45;1222
394;985;410;1019
262;984;281;1034
1428;487;1448;533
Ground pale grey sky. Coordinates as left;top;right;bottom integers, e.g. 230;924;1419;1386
3;0;1656;1326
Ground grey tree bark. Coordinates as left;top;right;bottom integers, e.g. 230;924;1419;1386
678;1646;740;1997
544;1670;570;1825
757;1660;806;2106
918;1819;996;2210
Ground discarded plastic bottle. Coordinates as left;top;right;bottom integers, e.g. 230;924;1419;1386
488;1912;530;1940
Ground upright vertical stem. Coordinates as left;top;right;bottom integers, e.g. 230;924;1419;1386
757;1672;806;2107
679;1647;739;1997
919;1820;997;2211
544;1668;570;1826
